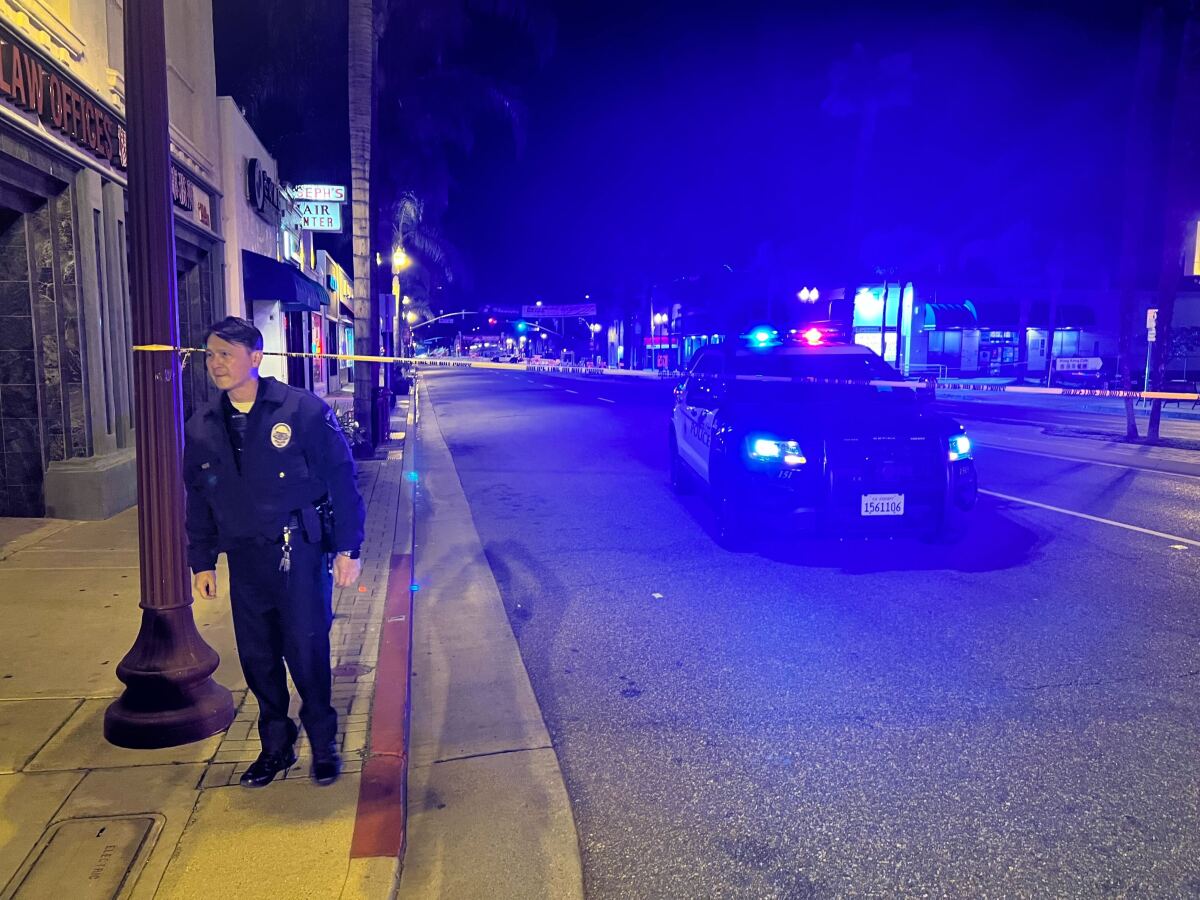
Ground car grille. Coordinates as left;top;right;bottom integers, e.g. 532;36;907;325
827;435;941;492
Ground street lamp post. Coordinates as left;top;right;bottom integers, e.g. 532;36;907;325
104;0;235;748
653;312;669;370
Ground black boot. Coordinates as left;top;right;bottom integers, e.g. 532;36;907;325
240;746;298;788
312;743;342;786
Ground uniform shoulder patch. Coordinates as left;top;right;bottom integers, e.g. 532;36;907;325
324;407;343;432
270;422;293;448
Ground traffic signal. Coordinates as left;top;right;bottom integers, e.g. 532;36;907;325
488;317;497;326
515;321;528;332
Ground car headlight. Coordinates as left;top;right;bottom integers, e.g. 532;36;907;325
948;433;972;461
747;437;807;466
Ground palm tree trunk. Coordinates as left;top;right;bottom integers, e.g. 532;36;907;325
348;0;376;449
1116;3;1169;441
1148;1;1200;442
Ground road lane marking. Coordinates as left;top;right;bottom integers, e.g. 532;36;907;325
979;489;1200;548
564;389;578;394
977;443;1200;480
597;397;615;403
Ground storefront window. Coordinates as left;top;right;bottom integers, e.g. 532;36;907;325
1052;330;1079;357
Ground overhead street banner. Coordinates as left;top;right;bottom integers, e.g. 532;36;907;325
521;303;597;318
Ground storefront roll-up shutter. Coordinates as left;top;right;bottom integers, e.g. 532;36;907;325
242;250;327;312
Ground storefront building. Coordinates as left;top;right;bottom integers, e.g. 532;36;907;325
217;97;328;394
0;3;223;518
850;283;1123;379
317;249;354;394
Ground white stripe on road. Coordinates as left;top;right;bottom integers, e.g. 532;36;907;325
597;397;615;403
980;489;1200;548
977;443;1200;480
564;389;578;394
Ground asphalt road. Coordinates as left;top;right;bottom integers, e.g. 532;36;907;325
421;367;1200;899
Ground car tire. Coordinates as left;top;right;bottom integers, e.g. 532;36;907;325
713;474;753;551
668;431;691;494
929;503;970;544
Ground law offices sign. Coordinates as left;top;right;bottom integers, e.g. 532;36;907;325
0;21;215;231
0;21;127;171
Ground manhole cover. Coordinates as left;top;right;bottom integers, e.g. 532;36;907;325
4;816;159;899
332;663;374;677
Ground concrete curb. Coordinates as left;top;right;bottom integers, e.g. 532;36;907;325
348;384;419;892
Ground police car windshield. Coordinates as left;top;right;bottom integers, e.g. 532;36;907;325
731;348;900;382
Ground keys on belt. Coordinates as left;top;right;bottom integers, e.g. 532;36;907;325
279;514;301;574
280;524;292;573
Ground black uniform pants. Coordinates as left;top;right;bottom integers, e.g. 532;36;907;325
227;532;337;756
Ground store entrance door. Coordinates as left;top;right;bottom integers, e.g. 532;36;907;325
285;310;311;390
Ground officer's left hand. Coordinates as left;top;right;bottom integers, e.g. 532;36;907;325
333;554;362;588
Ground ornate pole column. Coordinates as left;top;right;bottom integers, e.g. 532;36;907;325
104;0;235;748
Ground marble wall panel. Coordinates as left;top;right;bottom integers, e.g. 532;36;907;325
0;280;30;315
0;350;36;384
0;315;33;351
0;384;39;418
66;382;87;458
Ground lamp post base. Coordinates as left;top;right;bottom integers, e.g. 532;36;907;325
103;606;235;749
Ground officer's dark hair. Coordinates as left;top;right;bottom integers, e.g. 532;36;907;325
205;316;264;353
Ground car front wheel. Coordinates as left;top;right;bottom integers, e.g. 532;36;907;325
713;475;753;551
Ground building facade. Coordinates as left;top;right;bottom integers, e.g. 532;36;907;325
316;248;354;395
216;96;336;397
0;0;223;518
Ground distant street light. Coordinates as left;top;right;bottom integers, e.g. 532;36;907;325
392;248;411;271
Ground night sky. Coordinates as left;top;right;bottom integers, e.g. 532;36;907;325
214;0;1141;310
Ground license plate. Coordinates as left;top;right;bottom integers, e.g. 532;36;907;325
861;493;905;516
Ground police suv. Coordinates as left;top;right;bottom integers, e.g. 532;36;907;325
668;325;978;547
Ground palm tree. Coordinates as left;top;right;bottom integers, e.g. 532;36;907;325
822;44;915;281
1115;3;1173;440
354;0;549;441
348;0;389;449
1147;0;1200;442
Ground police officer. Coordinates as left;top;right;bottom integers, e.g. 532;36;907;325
184;316;366;788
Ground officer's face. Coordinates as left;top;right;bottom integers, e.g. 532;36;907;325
205;335;263;392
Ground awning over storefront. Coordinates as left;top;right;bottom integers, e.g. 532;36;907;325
242;250;327;312
923;301;978;329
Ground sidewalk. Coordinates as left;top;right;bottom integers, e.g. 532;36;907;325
0;399;413;899
395;385;583;899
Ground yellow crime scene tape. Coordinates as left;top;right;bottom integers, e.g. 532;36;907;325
130;344;1200;403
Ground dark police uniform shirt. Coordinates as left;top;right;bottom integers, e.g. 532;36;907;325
183;376;366;573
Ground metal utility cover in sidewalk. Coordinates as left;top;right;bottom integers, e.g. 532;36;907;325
2;815;161;900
